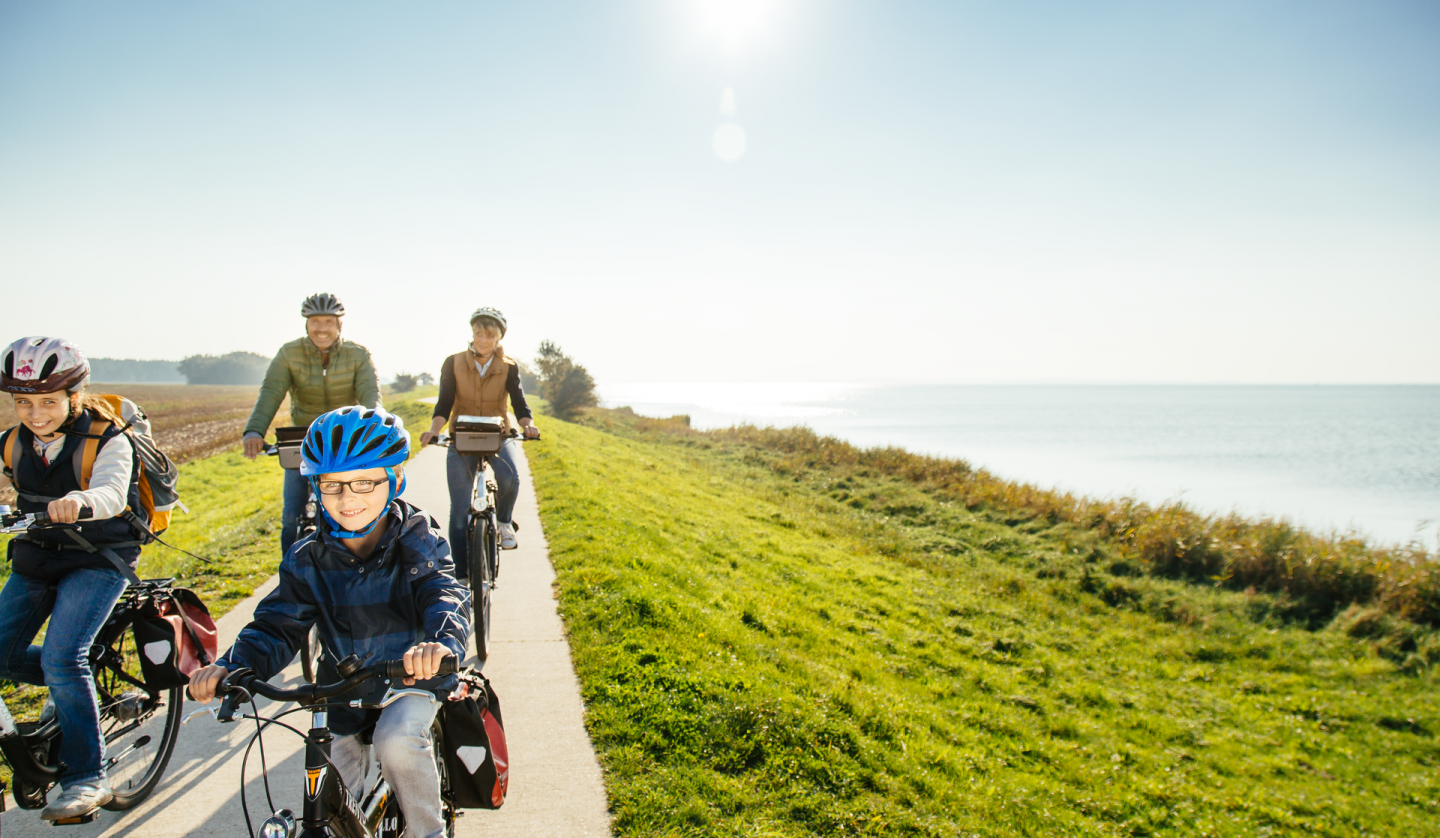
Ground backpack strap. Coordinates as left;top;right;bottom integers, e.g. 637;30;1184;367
2;427;17;477
56;527;143;586
75;420;112;491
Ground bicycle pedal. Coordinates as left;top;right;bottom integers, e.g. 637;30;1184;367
50;810;100;825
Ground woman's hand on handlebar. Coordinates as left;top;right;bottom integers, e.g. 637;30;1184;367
188;664;231;704
46;497;84;524
402;642;451;685
419;430;440;447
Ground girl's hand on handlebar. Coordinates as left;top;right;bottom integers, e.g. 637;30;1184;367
188;664;231;703
46;497;84;524
402;642;451;685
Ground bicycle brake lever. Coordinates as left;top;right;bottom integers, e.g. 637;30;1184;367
182;705;220;725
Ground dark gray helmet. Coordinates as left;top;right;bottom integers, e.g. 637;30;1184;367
301;293;345;318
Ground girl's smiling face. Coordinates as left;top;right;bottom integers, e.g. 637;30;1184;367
316;466;393;532
12;394;71;439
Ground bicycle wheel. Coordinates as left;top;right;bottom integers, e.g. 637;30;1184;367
467;515;494;664
432;719;457;838
300;624;323;684
92;614;183;810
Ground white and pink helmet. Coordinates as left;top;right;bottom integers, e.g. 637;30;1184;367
1;336;90;394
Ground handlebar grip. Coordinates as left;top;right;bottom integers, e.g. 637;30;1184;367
29;507;94;524
381;654;459;681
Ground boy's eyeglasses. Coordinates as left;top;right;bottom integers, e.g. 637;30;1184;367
316;479;381;496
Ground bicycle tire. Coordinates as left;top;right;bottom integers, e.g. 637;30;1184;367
467;515;493;664
300;623;323;684
92;613;183;810
432;719;457;838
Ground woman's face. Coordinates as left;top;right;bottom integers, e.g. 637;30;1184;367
470;322;500;357
12;394;70;439
307;315;342;350
316;466;393;532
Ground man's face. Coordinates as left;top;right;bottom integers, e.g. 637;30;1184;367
307;315;342;350
316;466;391;532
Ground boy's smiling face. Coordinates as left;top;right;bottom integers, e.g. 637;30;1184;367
316;466;393;533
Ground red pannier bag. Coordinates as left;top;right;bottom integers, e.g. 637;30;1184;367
130;588;219;690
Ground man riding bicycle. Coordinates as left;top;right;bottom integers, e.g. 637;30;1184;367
420;308;539;557
242;293;381;554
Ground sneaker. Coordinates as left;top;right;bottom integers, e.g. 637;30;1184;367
39;698;57;725
40;781;113;821
498;522;517;550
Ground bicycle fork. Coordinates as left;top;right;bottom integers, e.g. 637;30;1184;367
290;709;404;838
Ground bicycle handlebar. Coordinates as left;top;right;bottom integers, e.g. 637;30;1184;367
191;654;460;712
1;507;96;530
425;430;540;448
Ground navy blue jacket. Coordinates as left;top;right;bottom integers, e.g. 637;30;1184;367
219;498;471;735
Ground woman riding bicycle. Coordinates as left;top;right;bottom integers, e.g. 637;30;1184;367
0;337;144;821
419;308;539;558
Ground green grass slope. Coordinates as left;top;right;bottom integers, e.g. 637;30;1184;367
528;413;1439;837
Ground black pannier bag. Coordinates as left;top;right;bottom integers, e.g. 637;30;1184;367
129;588;219;690
452;416;505;456
440;668;509;809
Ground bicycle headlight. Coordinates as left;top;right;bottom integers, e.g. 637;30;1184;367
259;809;297;838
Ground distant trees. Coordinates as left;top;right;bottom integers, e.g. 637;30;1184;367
177;352;270;385
392;373;418;393
417;372;434;387
89;358;184;383
534;341;598;420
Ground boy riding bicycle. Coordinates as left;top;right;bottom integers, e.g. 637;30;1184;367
191;406;470;838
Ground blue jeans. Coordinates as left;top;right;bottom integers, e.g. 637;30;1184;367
0;567;129;785
446;440;520;578
281;466;311;555
333;693;444;838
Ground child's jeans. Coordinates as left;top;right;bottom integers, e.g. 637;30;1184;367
0;566;129;786
332;692;445;838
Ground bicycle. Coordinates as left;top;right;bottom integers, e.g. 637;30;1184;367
0;508;186;823
191;652;461;838
267;426;325;685
426;417;538;665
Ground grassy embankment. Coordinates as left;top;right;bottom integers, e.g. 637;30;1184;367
528;408;1439;837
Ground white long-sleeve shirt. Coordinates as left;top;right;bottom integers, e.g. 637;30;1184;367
0;430;134;520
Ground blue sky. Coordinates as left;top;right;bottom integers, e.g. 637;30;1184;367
1;1;1436;383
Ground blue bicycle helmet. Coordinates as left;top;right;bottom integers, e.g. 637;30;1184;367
301;406;411;538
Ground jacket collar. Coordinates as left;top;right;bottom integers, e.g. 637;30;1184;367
315;498;417;563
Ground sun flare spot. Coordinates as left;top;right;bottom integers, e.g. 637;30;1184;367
696;0;781;50
713;123;748;162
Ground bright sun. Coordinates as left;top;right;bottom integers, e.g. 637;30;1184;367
695;0;780;48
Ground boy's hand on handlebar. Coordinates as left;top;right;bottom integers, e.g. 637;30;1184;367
46;497;84;524
188;664;231;703
402;642;450;685
243;436;266;460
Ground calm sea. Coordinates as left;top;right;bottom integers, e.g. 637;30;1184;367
598;383;1440;548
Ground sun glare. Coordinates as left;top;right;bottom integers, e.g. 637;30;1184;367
695;0;781;50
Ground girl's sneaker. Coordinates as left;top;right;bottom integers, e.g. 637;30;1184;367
499;522;517;550
40;781;113;821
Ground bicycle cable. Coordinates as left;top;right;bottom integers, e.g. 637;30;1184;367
234;701;358;838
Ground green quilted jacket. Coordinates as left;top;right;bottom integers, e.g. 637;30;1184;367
244;337;382;437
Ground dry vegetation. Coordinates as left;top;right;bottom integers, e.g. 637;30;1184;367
0;383;287;503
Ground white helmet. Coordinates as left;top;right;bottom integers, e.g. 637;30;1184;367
469;307;507;337
2;336;90;394
301;293;345;318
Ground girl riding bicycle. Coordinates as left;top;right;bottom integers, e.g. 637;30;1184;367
0;337;143;820
420;307;539;559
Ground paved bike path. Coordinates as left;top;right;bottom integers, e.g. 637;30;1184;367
0;443;612;837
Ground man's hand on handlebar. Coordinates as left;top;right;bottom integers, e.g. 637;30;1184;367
188;664;231;704
402;642;451;685
46;497;85;524
243;436;266;460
